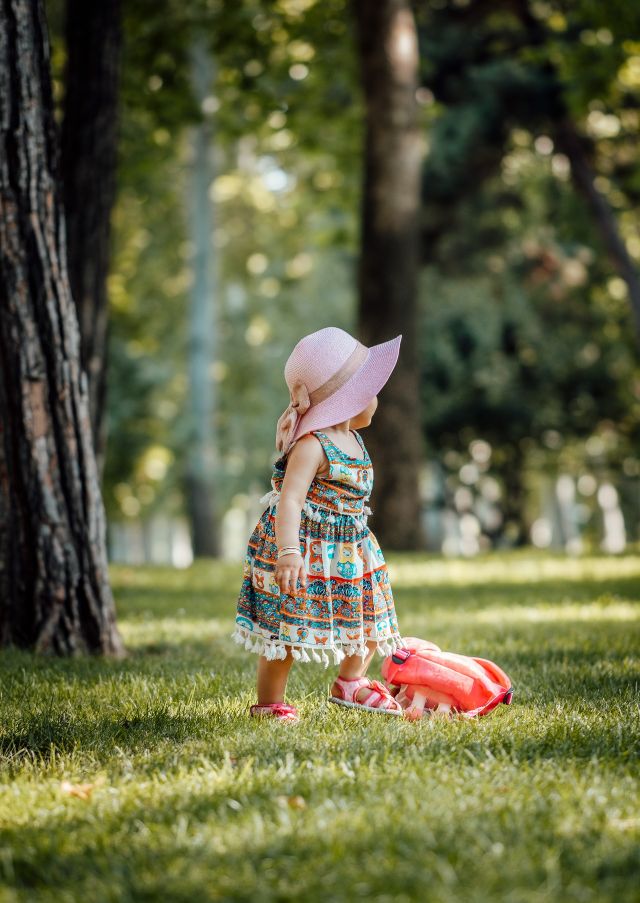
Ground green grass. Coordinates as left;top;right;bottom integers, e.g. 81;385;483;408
0;550;639;902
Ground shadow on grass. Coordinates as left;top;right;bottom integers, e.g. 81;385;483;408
0;613;637;690
1;664;638;767
2;764;639;902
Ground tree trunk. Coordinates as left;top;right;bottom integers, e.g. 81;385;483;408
553;119;640;347
510;0;640;348
60;0;122;477
352;0;426;550
0;0;124;655
184;36;219;558
500;444;529;548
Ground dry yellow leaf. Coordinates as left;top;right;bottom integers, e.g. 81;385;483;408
60;776;106;801
276;794;307;809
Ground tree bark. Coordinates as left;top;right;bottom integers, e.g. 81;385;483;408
184;35;219;558
352;0;426;549
0;0;124;655
60;0;122;477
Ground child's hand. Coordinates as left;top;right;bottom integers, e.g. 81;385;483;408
275;553;307;596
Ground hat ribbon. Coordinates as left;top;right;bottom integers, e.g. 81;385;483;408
275;341;369;453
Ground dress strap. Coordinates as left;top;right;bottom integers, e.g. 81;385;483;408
350;429;367;458
313;429;370;464
349;429;371;464
311;430;337;463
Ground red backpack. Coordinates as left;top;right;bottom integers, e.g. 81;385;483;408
381;637;513;720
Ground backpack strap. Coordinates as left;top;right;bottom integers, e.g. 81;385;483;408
384;647;412;685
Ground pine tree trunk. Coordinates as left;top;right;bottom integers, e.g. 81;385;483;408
352;0;426;550
60;0;122;477
184;36;219;558
0;0;124;655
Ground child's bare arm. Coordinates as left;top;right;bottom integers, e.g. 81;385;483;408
274;435;324;595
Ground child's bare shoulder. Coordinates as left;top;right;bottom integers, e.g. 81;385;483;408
288;432;324;463
285;432;326;476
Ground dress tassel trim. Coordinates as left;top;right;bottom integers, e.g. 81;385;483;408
231;625;405;670
259;487;280;511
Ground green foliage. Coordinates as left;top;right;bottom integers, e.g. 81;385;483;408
0;552;639;900
102;0;364;518
45;0;640;544
415;0;640;543
101;137;193;520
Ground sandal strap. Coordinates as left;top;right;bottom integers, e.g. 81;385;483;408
357;686;397;710
250;703;299;720
333;676;369;701
334;676;401;711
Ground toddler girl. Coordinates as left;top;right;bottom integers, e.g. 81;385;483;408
233;326;405;721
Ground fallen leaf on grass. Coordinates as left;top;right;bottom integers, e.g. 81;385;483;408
277;795;306;809
60;777;106;801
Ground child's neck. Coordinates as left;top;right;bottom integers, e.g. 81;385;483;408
325;420;351;435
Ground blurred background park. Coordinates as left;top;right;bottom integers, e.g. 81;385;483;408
2;4;640;900
43;0;640;566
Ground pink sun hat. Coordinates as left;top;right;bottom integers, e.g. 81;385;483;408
275;327;402;454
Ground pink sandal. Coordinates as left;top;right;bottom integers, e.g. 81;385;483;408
249;702;299;722
329;676;403;715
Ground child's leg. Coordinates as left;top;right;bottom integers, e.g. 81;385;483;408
257;650;294;704
336;641;376;681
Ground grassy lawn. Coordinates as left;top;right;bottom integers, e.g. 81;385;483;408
0;550;638;902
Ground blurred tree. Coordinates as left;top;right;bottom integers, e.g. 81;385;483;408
44;0;640;553
0;0;123;653
514;0;640;345
352;0;425;549
184;35;219;557
90;0;366;536
60;0;123;472
413;0;640;545
415;0;640;342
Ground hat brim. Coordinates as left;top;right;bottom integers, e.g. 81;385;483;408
288;334;401;448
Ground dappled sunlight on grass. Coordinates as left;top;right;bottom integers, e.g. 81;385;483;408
457;599;638;625
0;551;638;902
120;616;234;649
387;549;640;587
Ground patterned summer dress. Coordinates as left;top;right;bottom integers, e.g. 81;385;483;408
232;429;404;666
